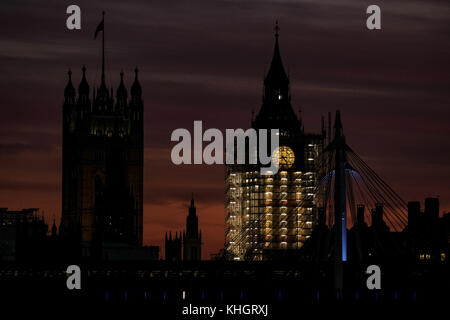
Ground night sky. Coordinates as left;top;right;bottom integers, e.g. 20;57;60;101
0;0;449;258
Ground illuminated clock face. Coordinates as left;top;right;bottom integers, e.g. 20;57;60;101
273;146;295;169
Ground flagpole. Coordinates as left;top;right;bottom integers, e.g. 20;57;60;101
102;11;105;85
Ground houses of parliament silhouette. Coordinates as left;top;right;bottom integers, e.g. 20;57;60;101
59;16;144;258
0;18;449;308
61;64;144;258
1;18;448;264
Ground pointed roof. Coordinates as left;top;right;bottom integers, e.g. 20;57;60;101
116;70;127;99
264;21;289;87
51;218;57;236
253;21;301;131
131;67;142;96
78;65;89;95
97;65;108;98
98;76;108;97
190;193;195;208
189;194;197;217
64;69;75;97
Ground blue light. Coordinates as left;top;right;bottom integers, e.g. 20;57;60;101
342;211;347;261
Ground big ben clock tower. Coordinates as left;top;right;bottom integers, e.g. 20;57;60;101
225;22;325;261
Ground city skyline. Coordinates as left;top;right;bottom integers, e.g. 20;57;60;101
1;0;449;258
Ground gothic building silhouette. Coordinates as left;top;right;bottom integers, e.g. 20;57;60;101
165;196;202;261
225;22;325;261
165;232;182;261
183;196;202;260
60;65;143;258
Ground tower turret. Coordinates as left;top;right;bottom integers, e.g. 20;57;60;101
64;69;75;102
131;67;142;100
63;69;77;132
129;67;143;136
115;70;128;114
78;66;89;98
116;71;127;102
51;218;58;237
186;194;199;239
263;21;290;104
77;66;91;118
183;195;202;260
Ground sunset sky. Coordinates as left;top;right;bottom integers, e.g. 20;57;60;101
0;0;449;258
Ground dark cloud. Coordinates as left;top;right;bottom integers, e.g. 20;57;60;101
0;143;50;154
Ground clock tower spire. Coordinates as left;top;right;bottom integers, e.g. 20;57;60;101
253;21;301;133
225;22;325;261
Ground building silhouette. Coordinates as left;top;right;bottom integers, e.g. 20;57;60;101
1;19;449;307
0;208;49;261
60;62;144;258
165;232;182;261
183;196;202;260
405;197;449;262
299;198;449;265
225;22;325;260
165;196;202;261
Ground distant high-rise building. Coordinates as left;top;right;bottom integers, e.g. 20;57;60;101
183;196;202;260
225;23;324;261
60;64;144;258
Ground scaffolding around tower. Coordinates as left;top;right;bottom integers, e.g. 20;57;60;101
225;134;324;261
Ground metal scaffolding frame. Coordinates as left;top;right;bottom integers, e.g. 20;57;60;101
225;137;323;261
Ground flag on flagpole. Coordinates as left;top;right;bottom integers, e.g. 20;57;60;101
94;18;104;39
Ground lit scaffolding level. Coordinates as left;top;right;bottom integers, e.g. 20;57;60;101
225;168;317;261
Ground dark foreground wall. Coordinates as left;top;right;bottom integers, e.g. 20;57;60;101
0;260;448;316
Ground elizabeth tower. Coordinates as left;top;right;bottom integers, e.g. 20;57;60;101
225;23;324;261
